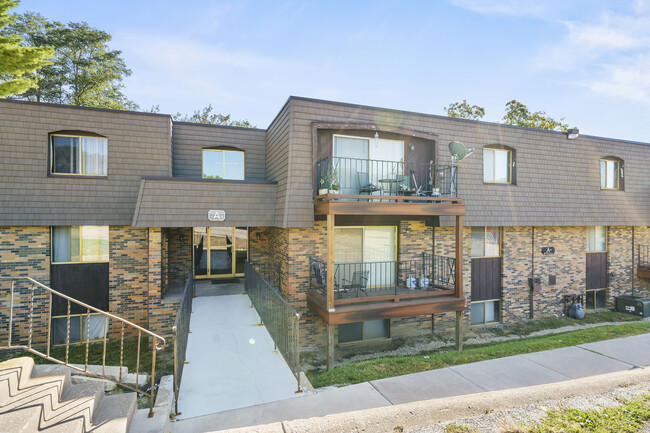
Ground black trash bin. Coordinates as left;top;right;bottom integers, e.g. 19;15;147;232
616;295;650;317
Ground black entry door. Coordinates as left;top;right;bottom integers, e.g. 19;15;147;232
50;263;109;315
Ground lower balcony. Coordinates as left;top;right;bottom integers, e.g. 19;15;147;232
307;255;465;325
639;245;650;279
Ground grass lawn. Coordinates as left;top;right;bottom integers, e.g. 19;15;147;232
0;336;175;379
308;320;650;388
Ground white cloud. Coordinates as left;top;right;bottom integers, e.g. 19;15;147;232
530;5;650;105
449;0;553;18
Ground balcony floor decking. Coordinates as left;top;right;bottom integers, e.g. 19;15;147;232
314;194;465;217
639;265;650;279
307;286;464;325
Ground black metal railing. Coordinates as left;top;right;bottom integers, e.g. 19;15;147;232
639;245;649;268
172;272;194;415
309;254;456;300
244;262;301;392
315;156;457;198
248;259;283;289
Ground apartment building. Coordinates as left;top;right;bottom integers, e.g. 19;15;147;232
1;97;649;363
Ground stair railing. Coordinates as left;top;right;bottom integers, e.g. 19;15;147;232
172;271;194;416
0;277;166;418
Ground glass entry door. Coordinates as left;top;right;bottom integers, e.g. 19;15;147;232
193;227;247;278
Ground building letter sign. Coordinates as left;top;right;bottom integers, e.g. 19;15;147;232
208;210;226;222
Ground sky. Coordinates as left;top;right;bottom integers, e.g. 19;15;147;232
13;0;650;143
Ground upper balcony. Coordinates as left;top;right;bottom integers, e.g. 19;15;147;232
314;156;464;217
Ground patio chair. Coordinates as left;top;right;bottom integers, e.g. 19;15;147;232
357;172;381;198
311;261;347;298
343;270;368;297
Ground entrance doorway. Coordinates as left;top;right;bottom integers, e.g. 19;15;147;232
193;227;248;279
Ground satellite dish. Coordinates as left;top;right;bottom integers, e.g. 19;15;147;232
448;141;474;162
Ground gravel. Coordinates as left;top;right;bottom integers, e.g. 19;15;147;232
409;382;650;433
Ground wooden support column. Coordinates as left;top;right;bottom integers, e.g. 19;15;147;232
455;215;464;298
326;213;335;312
455;310;463;351
455;215;464;351
326;324;335;370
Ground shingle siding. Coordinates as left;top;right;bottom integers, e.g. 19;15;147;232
0;100;172;226
172;122;267;180
132;178;278;227
265;99;294;227
287;97;650;228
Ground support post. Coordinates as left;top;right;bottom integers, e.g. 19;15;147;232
455;215;464;298
326;213;335;312
455;310;463;351
326;324;335;370
455;215;464;351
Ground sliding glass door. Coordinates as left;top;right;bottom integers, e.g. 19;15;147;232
334;226;397;288
193;227;248;278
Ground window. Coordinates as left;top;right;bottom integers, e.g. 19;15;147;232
600;158;623;190
338;319;390;343
50;134;107;176
586;226;607;252
585;289;607;310
52;226;109;263
471;300;500;325
52;314;107;345
202;149;245;180
471;227;501;257
483;147;512;184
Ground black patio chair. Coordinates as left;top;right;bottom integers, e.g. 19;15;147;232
343;270;368;297
311;261;347;298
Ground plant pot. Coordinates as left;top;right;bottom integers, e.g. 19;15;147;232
318;188;328;195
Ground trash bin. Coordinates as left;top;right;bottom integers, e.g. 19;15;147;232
616;295;650;317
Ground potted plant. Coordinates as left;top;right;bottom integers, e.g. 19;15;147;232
319;168;340;195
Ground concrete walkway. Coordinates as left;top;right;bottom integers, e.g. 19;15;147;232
172;332;650;432
175;293;302;420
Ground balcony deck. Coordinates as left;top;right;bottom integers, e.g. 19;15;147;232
307;288;465;325
638;246;650;279
314;193;465;216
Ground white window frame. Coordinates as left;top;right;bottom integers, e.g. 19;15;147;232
483;148;511;184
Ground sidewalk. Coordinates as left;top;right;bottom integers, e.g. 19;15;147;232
172;332;650;432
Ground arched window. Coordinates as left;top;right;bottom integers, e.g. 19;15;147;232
49;131;107;176
202;146;245;180
483;144;516;185
600;156;624;190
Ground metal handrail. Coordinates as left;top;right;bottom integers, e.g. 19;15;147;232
639;245;649;268
244;262;301;393
0;277;166;417
172;271;194;416
315;156;458;197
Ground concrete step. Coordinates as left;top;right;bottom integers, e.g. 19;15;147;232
92;392;138;433
0;360;70;415
35;381;105;431
0;404;43;433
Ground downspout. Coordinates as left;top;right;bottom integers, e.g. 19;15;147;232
530;226;535;320
632;226;636;297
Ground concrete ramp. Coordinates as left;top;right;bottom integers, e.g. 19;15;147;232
175;294;302;420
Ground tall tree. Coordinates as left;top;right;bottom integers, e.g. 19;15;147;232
502;100;568;132
0;1;52;97
174;104;255;128
4;12;137;109
443;100;485;120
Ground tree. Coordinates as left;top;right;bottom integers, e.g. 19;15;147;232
502;100;568;132
0;1;52;97
4;11;137;110
443;100;485;120
174;104;255;128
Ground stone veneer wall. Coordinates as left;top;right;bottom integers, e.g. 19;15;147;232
434;225;650;326
0;227;51;346
167;227;192;291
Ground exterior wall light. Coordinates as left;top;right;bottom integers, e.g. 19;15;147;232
567;128;579;139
